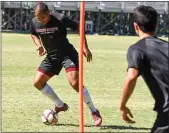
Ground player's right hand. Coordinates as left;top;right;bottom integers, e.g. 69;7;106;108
120;106;135;124
36;46;46;56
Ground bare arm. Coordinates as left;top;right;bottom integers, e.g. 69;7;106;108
84;35;88;49
30;34;42;48
30;34;46;56
63;16;92;62
120;68;139;108
78;32;92;62
120;68;139;123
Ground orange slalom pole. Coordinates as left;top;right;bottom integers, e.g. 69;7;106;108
79;1;85;133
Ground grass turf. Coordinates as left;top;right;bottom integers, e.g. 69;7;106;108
2;33;168;132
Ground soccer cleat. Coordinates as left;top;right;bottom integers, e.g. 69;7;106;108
54;103;69;113
91;109;102;126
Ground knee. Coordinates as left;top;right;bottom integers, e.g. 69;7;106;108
69;79;79;92
33;79;45;90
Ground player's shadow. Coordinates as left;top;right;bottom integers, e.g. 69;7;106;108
56;123;92;127
100;125;151;131
55;124;150;131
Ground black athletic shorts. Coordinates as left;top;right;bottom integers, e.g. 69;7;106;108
38;49;79;77
151;111;169;133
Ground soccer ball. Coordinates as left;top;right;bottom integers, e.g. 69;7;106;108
41;109;58;125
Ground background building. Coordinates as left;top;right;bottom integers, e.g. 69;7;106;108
1;1;168;36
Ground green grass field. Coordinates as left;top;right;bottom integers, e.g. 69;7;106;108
2;33;167;132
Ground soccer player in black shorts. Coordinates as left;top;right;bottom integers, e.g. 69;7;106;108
120;5;169;133
30;2;102;126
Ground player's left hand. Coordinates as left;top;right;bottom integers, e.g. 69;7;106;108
120;106;135;124
83;47;92;62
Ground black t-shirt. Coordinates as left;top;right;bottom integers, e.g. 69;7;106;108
30;13;79;57
127;36;169;112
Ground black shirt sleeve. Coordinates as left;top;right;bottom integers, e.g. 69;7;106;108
61;17;79;31
127;46;145;75
30;21;39;38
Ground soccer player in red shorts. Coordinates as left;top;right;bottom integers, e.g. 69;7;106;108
30;2;102;126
